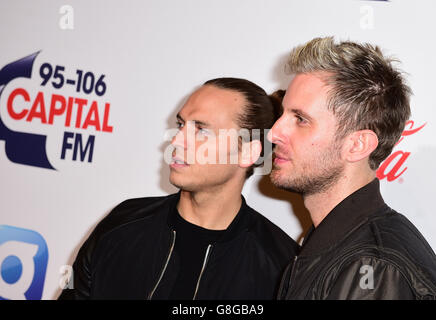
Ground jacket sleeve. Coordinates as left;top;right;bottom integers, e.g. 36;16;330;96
325;257;415;300
57;233;97;300
57;199;133;300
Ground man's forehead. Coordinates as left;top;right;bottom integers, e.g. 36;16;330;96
283;73;332;116
179;85;245;126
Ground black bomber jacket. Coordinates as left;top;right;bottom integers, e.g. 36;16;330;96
278;178;436;300
58;192;299;300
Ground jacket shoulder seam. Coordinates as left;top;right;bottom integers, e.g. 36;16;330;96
323;253;416;298
323;247;436;299
95;195;171;240
88;195;172;277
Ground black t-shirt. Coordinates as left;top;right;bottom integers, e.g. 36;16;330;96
169;209;226;299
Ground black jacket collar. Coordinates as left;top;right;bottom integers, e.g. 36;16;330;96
299;178;388;257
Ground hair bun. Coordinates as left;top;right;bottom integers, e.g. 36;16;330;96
269;89;286;119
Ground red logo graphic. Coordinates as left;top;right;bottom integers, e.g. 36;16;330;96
376;120;426;182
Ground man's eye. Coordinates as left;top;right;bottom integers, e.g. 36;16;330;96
296;115;307;124
197;127;208;135
176;122;184;129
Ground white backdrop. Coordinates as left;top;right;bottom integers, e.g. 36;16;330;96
0;0;435;300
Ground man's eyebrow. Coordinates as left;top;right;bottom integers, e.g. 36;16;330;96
176;113;210;127
176;113;184;122
290;108;314;122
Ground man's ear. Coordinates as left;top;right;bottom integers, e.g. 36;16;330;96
344;130;379;163
239;140;262;168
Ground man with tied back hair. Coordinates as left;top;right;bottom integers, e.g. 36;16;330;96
269;37;436;299
59;77;299;300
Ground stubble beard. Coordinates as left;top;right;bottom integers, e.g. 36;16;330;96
270;143;344;197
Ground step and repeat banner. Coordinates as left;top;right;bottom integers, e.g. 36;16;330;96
1;0;435;300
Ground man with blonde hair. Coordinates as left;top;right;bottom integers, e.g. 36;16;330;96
269;37;436;299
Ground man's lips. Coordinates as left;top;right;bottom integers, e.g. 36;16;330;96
170;156;189;168
273;152;290;165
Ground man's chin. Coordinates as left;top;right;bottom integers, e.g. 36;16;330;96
270;171;287;188
269;171;303;194
169;178;195;192
270;168;286;185
169;176;183;190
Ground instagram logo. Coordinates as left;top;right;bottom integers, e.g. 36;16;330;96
0;225;49;300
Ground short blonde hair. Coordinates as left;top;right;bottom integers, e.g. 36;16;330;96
286;37;411;170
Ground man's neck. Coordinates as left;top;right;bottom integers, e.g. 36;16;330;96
304;171;377;228
177;185;243;230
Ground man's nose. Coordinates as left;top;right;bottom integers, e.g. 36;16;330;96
171;128;186;149
267;118;284;145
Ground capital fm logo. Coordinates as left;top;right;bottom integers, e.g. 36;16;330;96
0;225;49;300
0;52;114;170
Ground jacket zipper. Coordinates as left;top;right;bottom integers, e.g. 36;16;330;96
147;230;176;300
193;244;213;300
286;255;298;298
